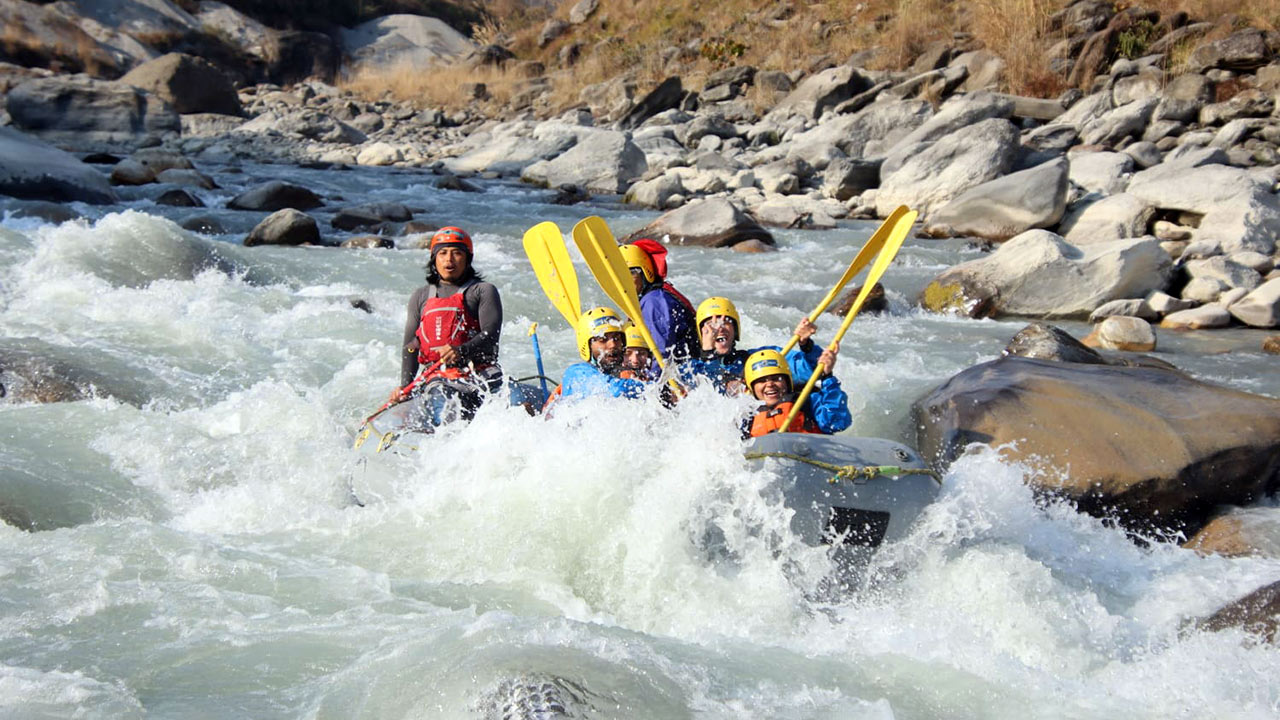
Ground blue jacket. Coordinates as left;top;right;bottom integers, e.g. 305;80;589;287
560;362;646;400
640;286;698;361
784;340;852;434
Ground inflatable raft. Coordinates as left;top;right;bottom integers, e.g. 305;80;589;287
745;433;942;548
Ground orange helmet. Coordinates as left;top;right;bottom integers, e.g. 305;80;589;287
430;226;472;254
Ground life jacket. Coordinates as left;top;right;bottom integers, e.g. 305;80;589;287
414;279;483;381
748;400;822;437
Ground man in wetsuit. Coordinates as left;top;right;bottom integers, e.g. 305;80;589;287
559;307;647;400
391;226;503;422
620;239;699;362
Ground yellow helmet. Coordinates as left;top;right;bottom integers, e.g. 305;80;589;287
576;307;625;360
696;296;740;341
743;349;792;389
621;321;647;350
619;244;657;284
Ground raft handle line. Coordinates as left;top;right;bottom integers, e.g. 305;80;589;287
744;451;943;486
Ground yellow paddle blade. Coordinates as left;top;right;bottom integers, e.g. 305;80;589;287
571;215;667;370
779;208;918;433
781;205;911;356
523;221;581;327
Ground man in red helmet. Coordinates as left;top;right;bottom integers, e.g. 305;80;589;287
390;226;503;425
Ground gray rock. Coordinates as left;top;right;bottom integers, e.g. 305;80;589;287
1228;277;1280;327
920;230;1171;317
1089;298;1157;322
443;121;578;175
109;158;156;186
1003;322;1106;364
155;168;214;189
624;172;685;209
1230;251;1275;274
340;15;474;71
6;74;180;142
1068;151;1133;195
0;1;124;77
1181;276;1229;303
821;158;881;201
228;181;323;211
1216;287;1250;308
951;50;1005;92
568;0;599;24
1057;91;1114;130
1200;89;1274;126
677;114;739;147
538;19;568;47
1024;123;1080;153
245;208;319;246
618;76;683;131
331;202;412;230
119;53;241;116
156;188;203;207
1128;163;1280;255
1185;256;1264;292
619;197;773;248
1079;97;1157;146
350;112;384;134
926;157;1068;241
1160;305;1232;329
1084;315;1157;351
1112;68;1164;106
1059;193;1153;244
766;65;874;121
788;99;933;163
1122;141;1162;168
1187;28;1272;74
1145;290;1197;315
881;92;1013;175
521;129;647;194
1153;74;1213;123
0;126;116;204
876;118;1020;217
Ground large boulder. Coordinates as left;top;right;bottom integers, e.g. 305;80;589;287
912;355;1280;534
1187;28;1273;74
340;14;474;71
119;53;241;116
244;208;319;246
443;120;578;175
0;126;116;204
1229;278;1280;328
881;92;1014;175
925;157;1068;241
1068;151;1133;195
1058;193;1154;244
619;197;774;248
228;181;323;211
919;230;1171;318
766;65;874;121
1128;163;1280;255
5;74;179;142
521;129;647;194
875;118;1020;217
785;99;933;162
0;0;124;77
1079;97;1157;146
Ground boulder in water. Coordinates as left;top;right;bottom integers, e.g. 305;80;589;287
228;180;323;211
620;197;774;248
1195;580;1280;643
0;127;117;204
913;355;1280;535
245;209;320;247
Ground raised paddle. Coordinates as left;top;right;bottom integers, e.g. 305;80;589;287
780;205;911;356
777;208;918;433
523;221;581;327
571;216;668;370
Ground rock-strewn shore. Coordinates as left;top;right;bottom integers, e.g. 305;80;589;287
3;0;1277;332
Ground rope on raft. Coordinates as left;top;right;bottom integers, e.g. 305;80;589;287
743;451;943;486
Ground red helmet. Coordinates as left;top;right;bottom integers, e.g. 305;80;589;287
430;226;472;254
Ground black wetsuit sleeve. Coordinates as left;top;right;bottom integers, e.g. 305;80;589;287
458;282;502;365
400;286;430;387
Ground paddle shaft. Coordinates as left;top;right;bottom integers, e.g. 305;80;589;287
529;323;549;402
778;209;917;432
780;206;908;356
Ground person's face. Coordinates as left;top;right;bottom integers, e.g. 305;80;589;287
434;246;469;282
590;331;625;370
623;346;652;371
704;316;737;356
751;374;789;406
631;268;645;294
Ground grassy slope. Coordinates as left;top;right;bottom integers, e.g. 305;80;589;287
342;0;1280;113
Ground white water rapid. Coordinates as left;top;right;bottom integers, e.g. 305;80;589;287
1;164;1278;719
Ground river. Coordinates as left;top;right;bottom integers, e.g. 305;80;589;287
1;162;1278;718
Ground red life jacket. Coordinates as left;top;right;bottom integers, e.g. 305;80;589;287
415;280;480;379
748;401;822;437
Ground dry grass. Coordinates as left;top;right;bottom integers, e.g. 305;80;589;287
342;61;530;111
968;0;1066;95
341;0;1279;113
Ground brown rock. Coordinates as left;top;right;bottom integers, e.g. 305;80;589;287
831;283;887;316
913;355;1280;535
120;53;242;116
731;239;775;253
340;235;395;249
1185;515;1254;557
1263;336;1280;354
1197;580;1280;643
